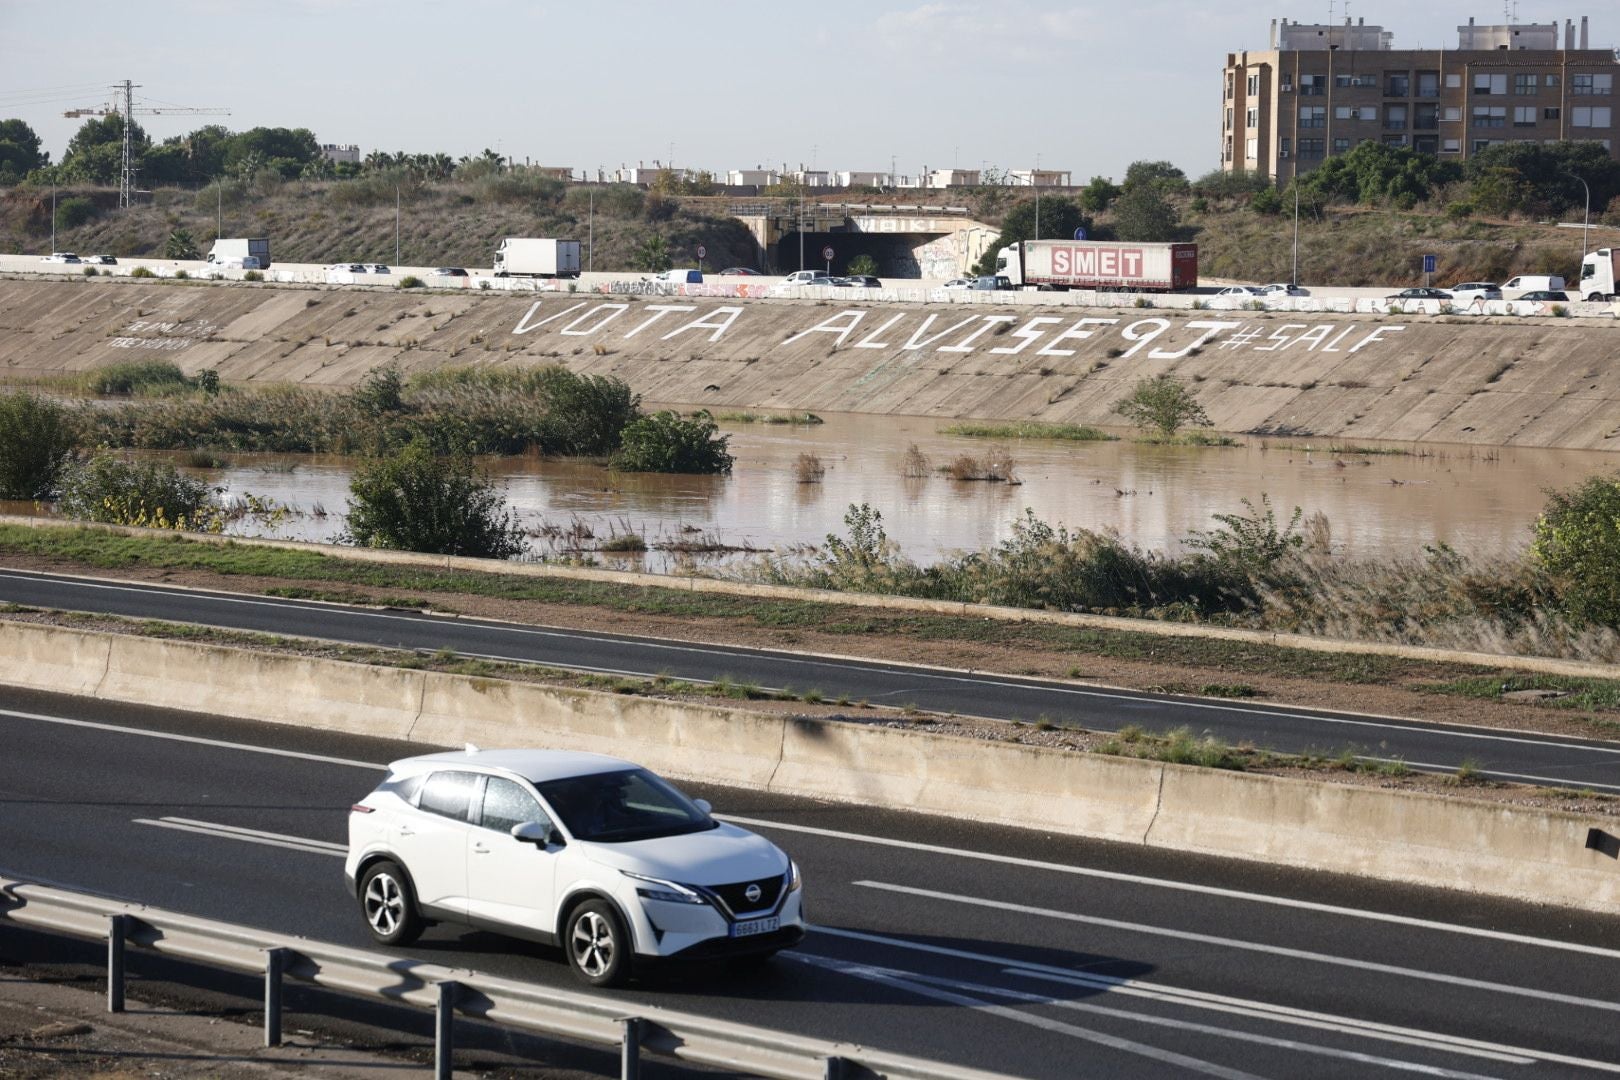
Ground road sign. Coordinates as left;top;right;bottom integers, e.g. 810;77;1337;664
822;245;835;261
1074;227;1088;241
1422;254;1436;273
696;244;707;259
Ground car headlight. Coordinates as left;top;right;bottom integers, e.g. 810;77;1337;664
622;871;707;905
786;860;801;893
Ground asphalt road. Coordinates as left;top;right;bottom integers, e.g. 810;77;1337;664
1;686;1618;1079
2;568;1619;793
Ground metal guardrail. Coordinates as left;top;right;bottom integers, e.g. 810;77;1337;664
0;875;1012;1080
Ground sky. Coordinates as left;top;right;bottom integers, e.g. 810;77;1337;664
1;2;1612;182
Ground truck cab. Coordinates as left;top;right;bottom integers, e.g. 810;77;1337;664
1579;249;1618;302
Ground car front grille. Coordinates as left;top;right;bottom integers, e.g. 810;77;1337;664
708;875;784;915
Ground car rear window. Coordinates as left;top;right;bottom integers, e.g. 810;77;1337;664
418;770;477;821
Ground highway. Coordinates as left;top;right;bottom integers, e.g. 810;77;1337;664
2;567;1619;793
2;685;1618;1078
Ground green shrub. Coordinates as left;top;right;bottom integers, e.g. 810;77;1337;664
1531;474;1620;626
343;439;526;559
164;229;200;260
1249;187;1284;215
1445;201;1474;220
1112;375;1211;438
610;410;733;473
398;275;424;288
173;269;190;280
243;269;264;282
85;360;193;396
57;452;215;530
130;266;156;278
81;265;98;277
54;196;96;229
0;392;78;499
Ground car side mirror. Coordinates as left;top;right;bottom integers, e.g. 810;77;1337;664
693;798;713;815
511;821;562;847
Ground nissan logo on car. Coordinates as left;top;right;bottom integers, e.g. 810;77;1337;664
745;883;763;904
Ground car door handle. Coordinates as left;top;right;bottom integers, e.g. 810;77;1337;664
473;843;491;854
398;826;414;837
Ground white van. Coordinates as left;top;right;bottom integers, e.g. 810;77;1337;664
657;268;702;284
1501;274;1565;298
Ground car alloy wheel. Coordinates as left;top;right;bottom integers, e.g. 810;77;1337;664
566;900;629;987
359;860;422;946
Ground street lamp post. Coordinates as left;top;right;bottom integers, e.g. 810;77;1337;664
1291;182;1300;288
394;185;401;267
1565;171;1591;272
50;183;56;253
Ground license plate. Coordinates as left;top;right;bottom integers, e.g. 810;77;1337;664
730;916;779;939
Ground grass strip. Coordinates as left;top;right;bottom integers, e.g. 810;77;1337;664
1417;673;1620;714
940;421;1116;442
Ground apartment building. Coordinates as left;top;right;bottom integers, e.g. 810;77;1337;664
1222;16;1619;183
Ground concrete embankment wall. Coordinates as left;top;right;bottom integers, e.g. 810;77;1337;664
2;619;1614;913
1;278;1617;450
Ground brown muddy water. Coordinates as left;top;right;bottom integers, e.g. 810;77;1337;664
12;413;1616;573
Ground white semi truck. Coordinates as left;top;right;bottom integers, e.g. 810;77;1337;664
995;239;1197;291
1578;247;1618;301
493;238;582;278
206;237;270;268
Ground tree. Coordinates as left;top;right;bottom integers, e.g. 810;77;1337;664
1122;160;1189;196
633;234;673;272
1297;141;1461;207
610;411;733;474
165;229;200;259
223;126;321;178
1111;184;1181;242
1464;141;1620;218
57;452;215;530
1079;175;1121;212
847;254;880;277
1112;375;1210;438
344;440;526;559
0;119;47;185
0;392;77;499
1530;473;1620;627
60;115;148;185
973;196;1091;274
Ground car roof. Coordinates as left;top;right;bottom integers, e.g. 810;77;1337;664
389;747;636;783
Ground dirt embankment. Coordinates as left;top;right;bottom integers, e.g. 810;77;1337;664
2;278;1619;450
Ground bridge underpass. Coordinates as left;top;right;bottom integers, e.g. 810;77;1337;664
732;202;997;277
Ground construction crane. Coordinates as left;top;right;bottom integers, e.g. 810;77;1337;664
64;80;229;208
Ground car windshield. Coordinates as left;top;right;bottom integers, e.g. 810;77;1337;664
535;768;715;843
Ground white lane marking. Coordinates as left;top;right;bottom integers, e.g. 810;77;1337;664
5;706;1616;964
7;569;1618;755
852;883;1620;1014
725;814;1620;962
155;816;347;852
134;817;346;856
795;955;1516;1080
1362;758;1620;793
0;708;381;770
789;953;1268;1080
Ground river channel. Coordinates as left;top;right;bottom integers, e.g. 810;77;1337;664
30;412;1600;574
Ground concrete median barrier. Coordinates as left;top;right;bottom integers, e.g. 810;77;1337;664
0;619;1614;914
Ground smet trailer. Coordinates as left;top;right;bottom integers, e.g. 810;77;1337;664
996;240;1197;292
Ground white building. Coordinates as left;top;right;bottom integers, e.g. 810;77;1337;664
321;143;360;164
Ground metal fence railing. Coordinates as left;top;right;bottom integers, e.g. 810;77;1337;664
0;875;1013;1080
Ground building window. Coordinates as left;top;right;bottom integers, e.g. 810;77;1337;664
1333;137;1352;153
1299;106;1326;128
1247;73;1260;95
1415;104;1439;130
1245;137;1259;160
1473;73;1507;95
1442;138;1461;153
1359;105;1377;121
1299;74;1325;96
1514;73;1538;95
1443;106;1462;122
1334;105;1353;120
1572;106;1613;128
1513;106;1537;127
1246;107;1259;128
1445;73;1462;89
1334;73;1377;88
1224;135;1234;161
1279;136;1291;158
1416;72;1440;98
1472;106;1507;128
1225;106;1234;130
1385;72;1410;97
1385;105;1408;130
1473;139;1495;152
1226;72;1235;99
1414;135;1439;154
1545;74;1561;88
1545;107;1562;120
1572;73;1613;96
1297;138;1325;159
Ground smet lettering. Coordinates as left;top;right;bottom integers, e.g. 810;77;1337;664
1050;247;1144;277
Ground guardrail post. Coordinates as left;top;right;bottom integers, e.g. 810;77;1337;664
106;914;126;1013
823;1055;848;1080
435;980;458;1080
263;947;286;1047
619;1016;643;1080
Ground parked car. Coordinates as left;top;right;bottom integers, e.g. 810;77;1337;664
360;263;390;274
1447;282;1502;303
840;275;882;288
655;268;703;284
82;254;117;266
1259;282;1308;296
941;277;974;290
1501;274;1565;298
327;263;366;273
40;252;80;264
1213;285;1264;297
718;267;762;276
970;275;1015;291
1517;290;1570;302
781;270;831;286
345;748;805;987
433;267;469;277
1386;287;1453;301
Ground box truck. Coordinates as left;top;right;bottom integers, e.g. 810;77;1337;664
995;240;1197;292
206;238;270;268
493;238;582;278
1578;248;1618;301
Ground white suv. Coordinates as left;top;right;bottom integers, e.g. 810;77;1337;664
344;748;804;986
